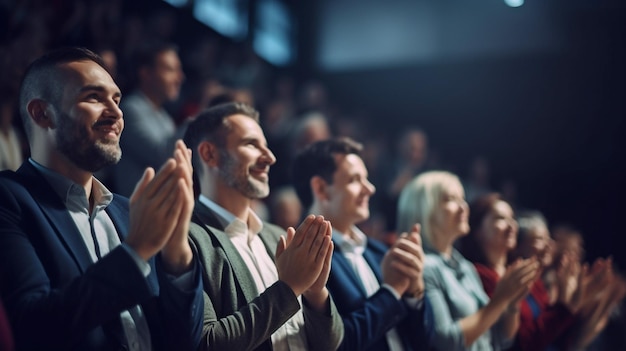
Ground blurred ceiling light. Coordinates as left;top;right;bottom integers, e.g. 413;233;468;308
504;0;524;7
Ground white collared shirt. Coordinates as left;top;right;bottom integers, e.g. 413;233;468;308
199;195;308;350
333;226;405;351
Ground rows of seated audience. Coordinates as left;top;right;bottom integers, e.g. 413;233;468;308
1;1;625;351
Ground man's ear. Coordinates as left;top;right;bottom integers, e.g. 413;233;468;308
26;99;55;129
311;175;330;202
198;141;220;167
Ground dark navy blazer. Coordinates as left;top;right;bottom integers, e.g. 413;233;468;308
328;235;433;351
0;162;204;351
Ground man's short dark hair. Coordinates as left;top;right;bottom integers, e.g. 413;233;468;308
183;102;260;179
292;137;363;210
18;47;108;142
133;41;179;70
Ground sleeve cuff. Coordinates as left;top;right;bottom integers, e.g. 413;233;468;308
121;243;151;277
381;283;402;300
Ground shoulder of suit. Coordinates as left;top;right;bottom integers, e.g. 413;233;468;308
110;194;129;207
262;221;286;233
365;236;390;254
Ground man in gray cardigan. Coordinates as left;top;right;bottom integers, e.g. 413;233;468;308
183;102;344;351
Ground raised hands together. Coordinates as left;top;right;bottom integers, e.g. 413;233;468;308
493;258;540;311
382;224;425;298
275;215;334;310
125;140;195;275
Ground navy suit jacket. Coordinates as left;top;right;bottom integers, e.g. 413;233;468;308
328;236;433;351
0;162;204;351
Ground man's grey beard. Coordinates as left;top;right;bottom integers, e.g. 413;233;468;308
218;150;269;199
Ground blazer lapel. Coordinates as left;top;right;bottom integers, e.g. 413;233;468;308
257;226;279;263
362;245;383;283
16;163;94;273
105;197;129;241
193;202;259;302
332;246;369;296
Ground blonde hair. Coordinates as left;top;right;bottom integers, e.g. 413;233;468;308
396;171;464;247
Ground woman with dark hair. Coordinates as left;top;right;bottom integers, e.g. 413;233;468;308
460;193;614;351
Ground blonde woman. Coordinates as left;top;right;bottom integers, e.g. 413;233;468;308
397;171;538;351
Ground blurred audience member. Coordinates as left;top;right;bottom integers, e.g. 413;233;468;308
397;171;537;351
177;78;225;124
512;212;623;350
297;80;330;116
463;156;493;203
461;195;583;351
0;86;25;171
0;298;13;351
388;128;429;197
383;127;430;231
292;137;433;351
291;111;332;153
94;46;118;79
114;42;185;195
551;223;586;265
268;185;302;231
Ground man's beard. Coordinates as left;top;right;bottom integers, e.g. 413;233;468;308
218;150;269;199
55;112;122;172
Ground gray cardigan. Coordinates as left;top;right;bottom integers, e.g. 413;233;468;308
423;248;510;351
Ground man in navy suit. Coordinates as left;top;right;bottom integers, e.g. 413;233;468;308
0;47;204;350
292;137;433;351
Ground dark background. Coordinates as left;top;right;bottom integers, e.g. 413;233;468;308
296;0;626;269
3;0;626;268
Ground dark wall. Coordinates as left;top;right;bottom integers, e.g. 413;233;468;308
312;7;626;268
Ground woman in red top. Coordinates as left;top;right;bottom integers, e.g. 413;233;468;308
459;193;579;351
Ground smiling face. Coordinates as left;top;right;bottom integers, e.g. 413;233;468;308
145;49;184;103
518;223;554;267
476;200;518;254
217;114;276;199
323;153;376;227
431;182;469;240
52;60;123;172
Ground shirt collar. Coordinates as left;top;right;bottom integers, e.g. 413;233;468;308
332;225;368;255
29;158;112;209
425;245;465;272
198;194;264;242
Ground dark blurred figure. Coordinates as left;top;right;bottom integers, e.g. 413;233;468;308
461;196;580;351
0;85;25;171
382;127;430;231
463;156;493;203
512;212;623;350
268;185;302;231
113;42;185;195
0;298;14;351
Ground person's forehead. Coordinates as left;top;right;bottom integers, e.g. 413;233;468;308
154;50;180;66
59;61;116;85
58;61;118;92
226;114;263;137
492;201;513;215
334;153;366;176
441;181;464;197
530;225;549;239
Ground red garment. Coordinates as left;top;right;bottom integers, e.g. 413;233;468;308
0;299;14;351
474;263;575;351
